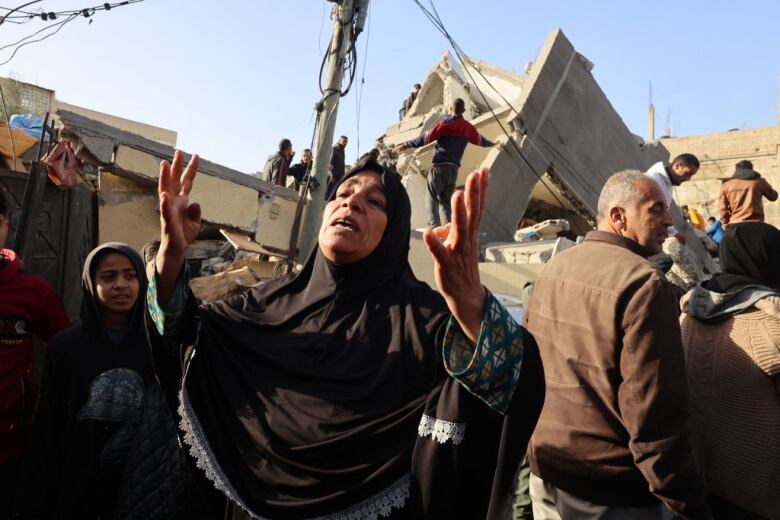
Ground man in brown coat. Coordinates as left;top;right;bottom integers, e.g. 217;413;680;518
718;160;777;227
524;170;711;519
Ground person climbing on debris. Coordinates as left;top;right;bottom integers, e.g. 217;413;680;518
147;150;544;519
14;243;193;519
718;159;778;227
398;83;421;120
393;98;497;228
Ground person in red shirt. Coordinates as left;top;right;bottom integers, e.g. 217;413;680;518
0;190;69;518
393;98;496;227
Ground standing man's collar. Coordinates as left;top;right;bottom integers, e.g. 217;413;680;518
584;230;654;259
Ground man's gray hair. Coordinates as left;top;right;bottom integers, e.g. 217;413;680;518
597;170;654;219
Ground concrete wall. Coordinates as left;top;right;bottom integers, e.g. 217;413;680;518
658;126;780;226
98;170;159;252
54;100;177;146
479;28;666;242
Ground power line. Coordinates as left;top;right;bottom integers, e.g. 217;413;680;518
0;13;78;66
419;1;600;205
0;12;75;53
0;0;144;23
413;0;570;209
0;0;41;25
0;1;144;66
354;0;371;160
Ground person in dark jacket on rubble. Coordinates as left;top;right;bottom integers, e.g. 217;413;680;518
262;138;295;186
13;243;193;519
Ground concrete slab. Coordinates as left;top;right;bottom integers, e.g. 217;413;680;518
98;170;159;252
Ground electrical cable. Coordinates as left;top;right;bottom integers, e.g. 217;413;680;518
413;0;570;209
421;0;600;204
0;13;78;66
431;1;598;202
354;0;371;161
0;13;75;53
0;0;143;22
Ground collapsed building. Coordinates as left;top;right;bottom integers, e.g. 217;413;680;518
4;27;760;314
383;29;667;239
381;28;717;293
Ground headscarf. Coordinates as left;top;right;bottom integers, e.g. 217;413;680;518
179;159;451;518
713;222;780;292
81;242;148;346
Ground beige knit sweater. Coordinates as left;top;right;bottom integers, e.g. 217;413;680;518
680;295;780;519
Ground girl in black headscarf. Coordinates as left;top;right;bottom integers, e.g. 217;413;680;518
149;152;544;519
14;243;191;519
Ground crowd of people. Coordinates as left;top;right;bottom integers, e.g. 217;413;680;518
0;106;778;519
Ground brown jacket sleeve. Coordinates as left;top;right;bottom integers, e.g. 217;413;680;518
618;277;710;519
718;185;731;225
760;178;778;202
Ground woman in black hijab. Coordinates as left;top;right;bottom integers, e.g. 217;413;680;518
680;223;780;519
149;151;544;519
15;243;191;519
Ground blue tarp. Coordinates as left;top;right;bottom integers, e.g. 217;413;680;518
9;113;43;138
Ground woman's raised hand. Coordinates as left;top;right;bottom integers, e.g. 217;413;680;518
423;168;489;343
155;150;200;306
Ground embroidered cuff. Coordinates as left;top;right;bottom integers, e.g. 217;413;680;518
442;291;524;415
147;263;190;336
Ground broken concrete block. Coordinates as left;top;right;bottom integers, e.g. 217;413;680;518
190;260;277;303
254;195;299;252
514;219;570;242
484;237;575;264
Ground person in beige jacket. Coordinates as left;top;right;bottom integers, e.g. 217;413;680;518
680;222;780;519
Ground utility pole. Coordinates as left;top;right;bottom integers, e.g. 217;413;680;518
298;0;359;261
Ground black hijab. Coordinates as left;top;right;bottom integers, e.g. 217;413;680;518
179;160;452;518
81;242;148;346
710;222;780;292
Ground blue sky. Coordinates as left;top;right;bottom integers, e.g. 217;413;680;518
2;0;778;173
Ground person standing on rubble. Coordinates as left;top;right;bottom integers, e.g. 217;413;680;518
393;98;496;228
718;159;778;227
326;135;349;197
287;148;312;192
0;190;70;520
262;138;294;186
644;153;700;243
146;150;545;519
524;171;711;519
399;83;421;120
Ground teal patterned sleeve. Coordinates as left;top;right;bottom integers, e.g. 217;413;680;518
146;264;191;337
441;291;524;415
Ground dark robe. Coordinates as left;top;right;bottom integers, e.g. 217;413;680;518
153;159;545;519
14;243;192;519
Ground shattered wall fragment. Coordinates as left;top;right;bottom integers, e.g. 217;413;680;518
384;29;667;245
58;109;300;253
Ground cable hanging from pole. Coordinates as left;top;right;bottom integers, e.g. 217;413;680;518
0;0;144;24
